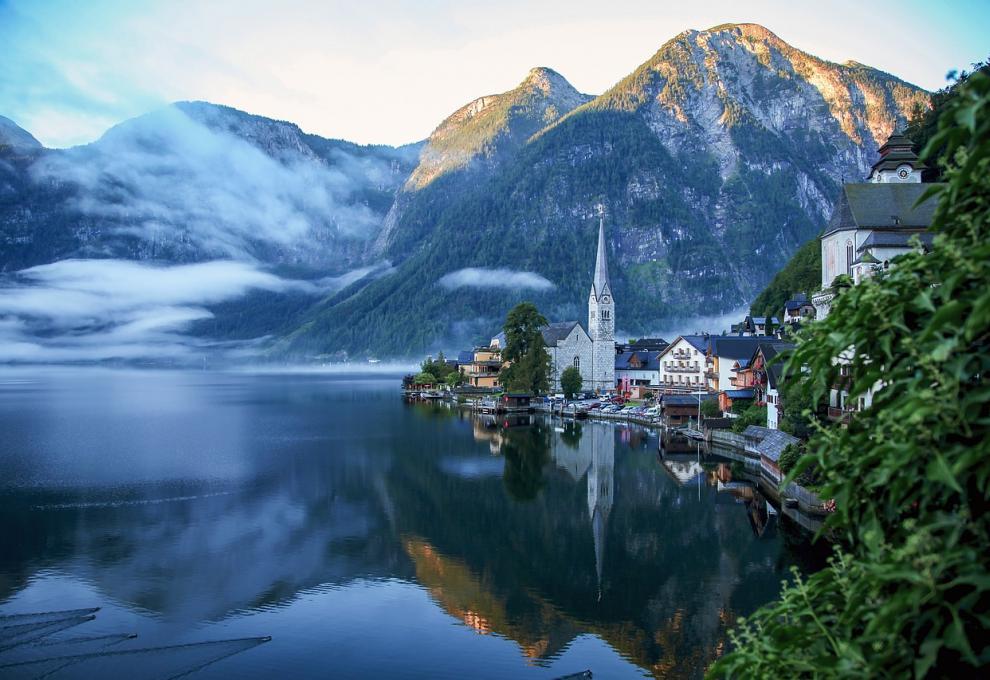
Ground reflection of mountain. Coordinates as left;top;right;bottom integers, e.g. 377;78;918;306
0;373;817;679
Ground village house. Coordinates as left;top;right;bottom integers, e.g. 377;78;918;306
459;346;504;388
660;393;714;429
706;336;776;393
781;293;815;324
729;316;779;337
615;348;661;398
656;335;709;393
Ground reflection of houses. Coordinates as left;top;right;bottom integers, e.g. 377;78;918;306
659;456;705;486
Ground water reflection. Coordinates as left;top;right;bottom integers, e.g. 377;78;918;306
0;370;823;679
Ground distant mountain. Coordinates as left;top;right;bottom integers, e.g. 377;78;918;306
0;101;420;272
279;23;929;358
0;23;932;359
0;115;42;154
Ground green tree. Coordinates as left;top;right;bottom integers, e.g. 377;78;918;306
413;371;437;385
499;302;551;395
700;399;721;418
444;371;462;388
560;365;582;399
710;71;990;679
730;402;766;433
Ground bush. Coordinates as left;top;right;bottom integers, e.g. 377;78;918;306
413;371;437;385
700;399;721;418
710;71;990;679
731;403;766;432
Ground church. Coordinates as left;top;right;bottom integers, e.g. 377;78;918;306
491;216;616;394
813;132;938;318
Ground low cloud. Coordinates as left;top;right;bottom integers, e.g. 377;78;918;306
617;305;751;342
0;259;383;363
30;104;398;261
438;267;554;291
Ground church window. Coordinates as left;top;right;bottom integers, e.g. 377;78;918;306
573;356;580;369
846;240;854;276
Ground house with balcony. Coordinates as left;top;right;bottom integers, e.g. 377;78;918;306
782;293;815;324
459;346;505;389
655;335;709;394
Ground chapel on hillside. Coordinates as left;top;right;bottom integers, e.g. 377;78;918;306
813;132;939;318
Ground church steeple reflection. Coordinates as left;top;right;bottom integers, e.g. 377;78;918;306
586;425;614;599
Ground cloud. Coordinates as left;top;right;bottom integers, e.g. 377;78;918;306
438;267;555;291
0;259;381;363
30;105;395;261
617;305;751;342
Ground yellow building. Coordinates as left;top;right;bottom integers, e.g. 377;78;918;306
459;347;504;388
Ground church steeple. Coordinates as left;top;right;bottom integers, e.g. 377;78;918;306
591;213;610;300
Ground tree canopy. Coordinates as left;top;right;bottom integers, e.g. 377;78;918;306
711;69;990;678
560;366;583;399
499;302;551;395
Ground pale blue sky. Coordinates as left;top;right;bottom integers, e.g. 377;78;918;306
2;0;987;148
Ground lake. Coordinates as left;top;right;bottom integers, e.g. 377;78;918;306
0;369;821;679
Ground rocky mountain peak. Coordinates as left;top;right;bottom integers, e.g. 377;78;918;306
403;66;590;190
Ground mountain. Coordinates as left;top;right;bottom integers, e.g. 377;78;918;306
0;115;42;154
0;101;420;272
279;23;929;358
373;67;591;255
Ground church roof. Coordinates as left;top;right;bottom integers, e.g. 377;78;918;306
822;183;941;237
541;321;586;347
591;216;610;299
857;230;934;251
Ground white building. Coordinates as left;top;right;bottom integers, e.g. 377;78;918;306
813;133;937;319
496;215;617;394
656;335;708;392
586;216;616;393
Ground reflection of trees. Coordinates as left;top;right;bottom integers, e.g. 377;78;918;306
559;422;583;449
386;421;812;678
501;423;552;501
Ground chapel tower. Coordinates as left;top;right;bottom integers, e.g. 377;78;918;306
588;212;616;392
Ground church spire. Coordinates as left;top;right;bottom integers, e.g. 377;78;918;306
592;208;610;299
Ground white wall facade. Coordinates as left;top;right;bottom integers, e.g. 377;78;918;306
658;337;706;390
766;386;780;430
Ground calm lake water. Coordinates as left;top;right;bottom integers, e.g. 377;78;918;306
0;369;821;679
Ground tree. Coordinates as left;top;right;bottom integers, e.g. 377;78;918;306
413;371;437;385
711;70;990;679
499;302;551;395
560;366;582;399
444;371;462;388
730;402;766;433
700;399;721;418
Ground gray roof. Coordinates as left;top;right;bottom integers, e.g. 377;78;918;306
756;430;800;462
541;321;586;347
857;230;934;251
662;394;715;406
823;183;941;237
709;336;774;360
616;350;660;371
680;335;710;353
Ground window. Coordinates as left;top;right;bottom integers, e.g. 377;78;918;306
846;239;854;276
601;309;610;320
573;356;580;369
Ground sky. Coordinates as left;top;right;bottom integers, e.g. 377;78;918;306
1;0;988;148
